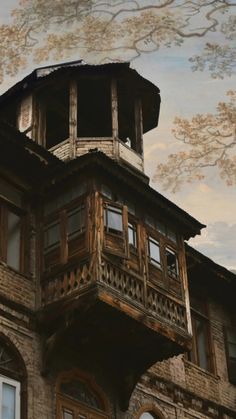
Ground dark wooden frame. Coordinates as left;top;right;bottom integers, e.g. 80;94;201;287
0;200;26;274
189;301;214;373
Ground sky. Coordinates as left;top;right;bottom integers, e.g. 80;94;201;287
1;0;236;271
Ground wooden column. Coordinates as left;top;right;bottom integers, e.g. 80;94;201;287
134;98;143;155
69;80;77;159
180;238;193;336
111;78;119;158
111;78;119;138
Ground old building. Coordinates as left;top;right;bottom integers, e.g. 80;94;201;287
0;60;235;418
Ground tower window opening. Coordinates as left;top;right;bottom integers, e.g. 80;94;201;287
117;81;137;152
39;83;69;149
77;78;112;138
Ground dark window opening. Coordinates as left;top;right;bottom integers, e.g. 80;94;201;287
7;211;21;271
128;222;137;250
77;78;112;137
225;327;236;384
44;220;60;254
0;206;23;272
43;203;86;270
39;83;69;149
189;299;213;372
166;247;179;278
117;81;136;151
104;204;123;235
67;206;85;240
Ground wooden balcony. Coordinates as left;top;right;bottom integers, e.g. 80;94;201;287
41;253;189;346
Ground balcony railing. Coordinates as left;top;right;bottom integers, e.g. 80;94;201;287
41;256;187;333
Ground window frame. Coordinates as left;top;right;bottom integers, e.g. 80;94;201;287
0;200;25;273
188;298;214;373
0;375;21;419
147;235;162;270
224;326;236;384
43;196;87;272
103;203;123;237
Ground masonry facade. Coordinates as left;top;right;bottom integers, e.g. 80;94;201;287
0;61;235;419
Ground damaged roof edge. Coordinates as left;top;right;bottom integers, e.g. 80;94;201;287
0;59;159;106
185;243;236;284
0;120;63;167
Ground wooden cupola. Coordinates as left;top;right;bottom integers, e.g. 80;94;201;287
0;60;160;175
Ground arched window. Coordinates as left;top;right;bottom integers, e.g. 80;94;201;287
0;336;27;419
56;370;110;419
136;405;165;419
140;413;159;419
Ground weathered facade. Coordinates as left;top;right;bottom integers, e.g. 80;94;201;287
0;61;235;419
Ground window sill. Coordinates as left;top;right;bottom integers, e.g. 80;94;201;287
184;359;219;380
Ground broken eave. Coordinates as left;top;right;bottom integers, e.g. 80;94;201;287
0;60;160;135
186;243;236;303
0;121;63;185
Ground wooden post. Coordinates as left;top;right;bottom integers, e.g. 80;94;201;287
111;78;119;158
111;78;119;138
180;238;193;336
134;98;143;155
69;80;77;159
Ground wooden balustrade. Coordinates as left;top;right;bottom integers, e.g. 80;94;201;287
41;260;92;305
100;259;144;306
99;257;187;332
41;256;187;332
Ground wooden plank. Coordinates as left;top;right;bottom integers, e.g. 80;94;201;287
111;78;118;139
134;98;143;156
69;80;77;158
180;237;192;335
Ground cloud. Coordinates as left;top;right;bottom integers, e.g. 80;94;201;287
189;222;236;270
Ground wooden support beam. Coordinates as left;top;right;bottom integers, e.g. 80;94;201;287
134;98;143;155
69;80;77;159
111;78;119;139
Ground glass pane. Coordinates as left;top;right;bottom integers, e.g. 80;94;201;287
149;238;161;267
167;228;177;243
101;185;113;200
227;329;236;344
145;215;155;229
44;222;60;250
128;223;137;247
105;206;123;233
63;409;74;419
7;211;21;270
126;201;135;215
140;413;157;419
156;220;166;235
196;318;209;370
60;379;101;409
166;248;179;278
68;206;85;238
229;343;236;358
2;383;15;419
